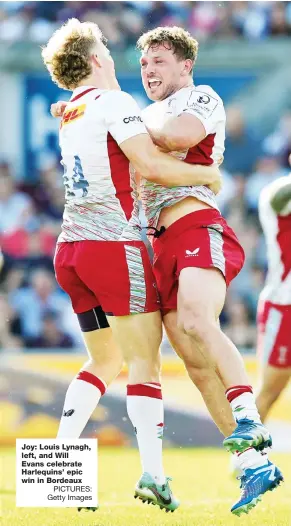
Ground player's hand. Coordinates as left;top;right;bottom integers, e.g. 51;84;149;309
208;174;222;195
50;101;67;118
207;165;222;194
209;180;222;194
217;155;224;166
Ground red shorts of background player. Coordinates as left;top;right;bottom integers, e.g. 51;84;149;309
54;240;160;316
257;300;291;368
152;209;245;314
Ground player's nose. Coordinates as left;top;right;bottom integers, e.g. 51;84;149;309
146;64;156;76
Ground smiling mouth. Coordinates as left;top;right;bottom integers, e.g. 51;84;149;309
148;79;162;89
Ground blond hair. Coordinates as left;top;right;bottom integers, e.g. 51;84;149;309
137;26;198;72
42;18;106;90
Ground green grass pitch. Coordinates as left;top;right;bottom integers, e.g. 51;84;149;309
1;447;290;526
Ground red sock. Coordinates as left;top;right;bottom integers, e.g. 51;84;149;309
127;382;162;399
76;370;106;395
226;385;253;403
57;370;106;438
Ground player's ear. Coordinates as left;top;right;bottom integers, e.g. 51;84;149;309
92;54;101;69
182;59;193;76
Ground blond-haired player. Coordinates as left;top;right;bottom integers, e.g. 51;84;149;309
42;19;221;512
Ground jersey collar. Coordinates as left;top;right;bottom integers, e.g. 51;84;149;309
166;83;195;100
70;86;98;102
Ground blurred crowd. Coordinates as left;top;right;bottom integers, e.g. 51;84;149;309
1;1;291;46
0;104;290;351
0;158;82;350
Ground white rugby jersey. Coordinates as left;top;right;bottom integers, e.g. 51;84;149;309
58;86;147;242
259;178;291;305
140;84;225;230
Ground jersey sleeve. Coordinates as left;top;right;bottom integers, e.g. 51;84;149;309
176;86;225;135
141;102;161;128
103;91;148;145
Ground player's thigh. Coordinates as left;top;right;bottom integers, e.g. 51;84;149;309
107;311;163;364
83;327;123;369
178;266;226;325
75;240;163;364
172;224;227;323
78;306;123;384
259;364;291;399
163;309;217;368
175;218;243;325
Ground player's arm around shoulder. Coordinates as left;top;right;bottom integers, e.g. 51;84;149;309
119;132;221;192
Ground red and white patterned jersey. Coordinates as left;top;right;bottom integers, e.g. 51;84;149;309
58;86;147;243
259;177;291;305
140;84;225;229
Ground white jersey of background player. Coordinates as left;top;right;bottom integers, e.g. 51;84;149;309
256;173;291;427
259;175;291;304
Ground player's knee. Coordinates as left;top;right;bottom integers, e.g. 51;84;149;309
178;310;212;342
127;354;161;383
86;354;123;375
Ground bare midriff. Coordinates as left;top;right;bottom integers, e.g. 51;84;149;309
157;196;214;230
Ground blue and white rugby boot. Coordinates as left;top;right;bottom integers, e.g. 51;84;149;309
223;418;272;453
231;460;283;516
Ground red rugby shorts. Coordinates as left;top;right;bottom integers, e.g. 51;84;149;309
152;209;245;313
54;240;160;316
257;300;291;368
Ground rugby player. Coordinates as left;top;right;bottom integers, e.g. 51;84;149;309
135;26;283;516
256;171;291;422
42;19;220;512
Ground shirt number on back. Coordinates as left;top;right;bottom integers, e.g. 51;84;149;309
63;155;89;198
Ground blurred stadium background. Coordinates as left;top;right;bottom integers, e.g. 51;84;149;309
0;1;290;450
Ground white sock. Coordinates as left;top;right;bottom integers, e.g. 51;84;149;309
57;370;106;438
227;390;262;423
127;383;165;485
235;448;269;471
